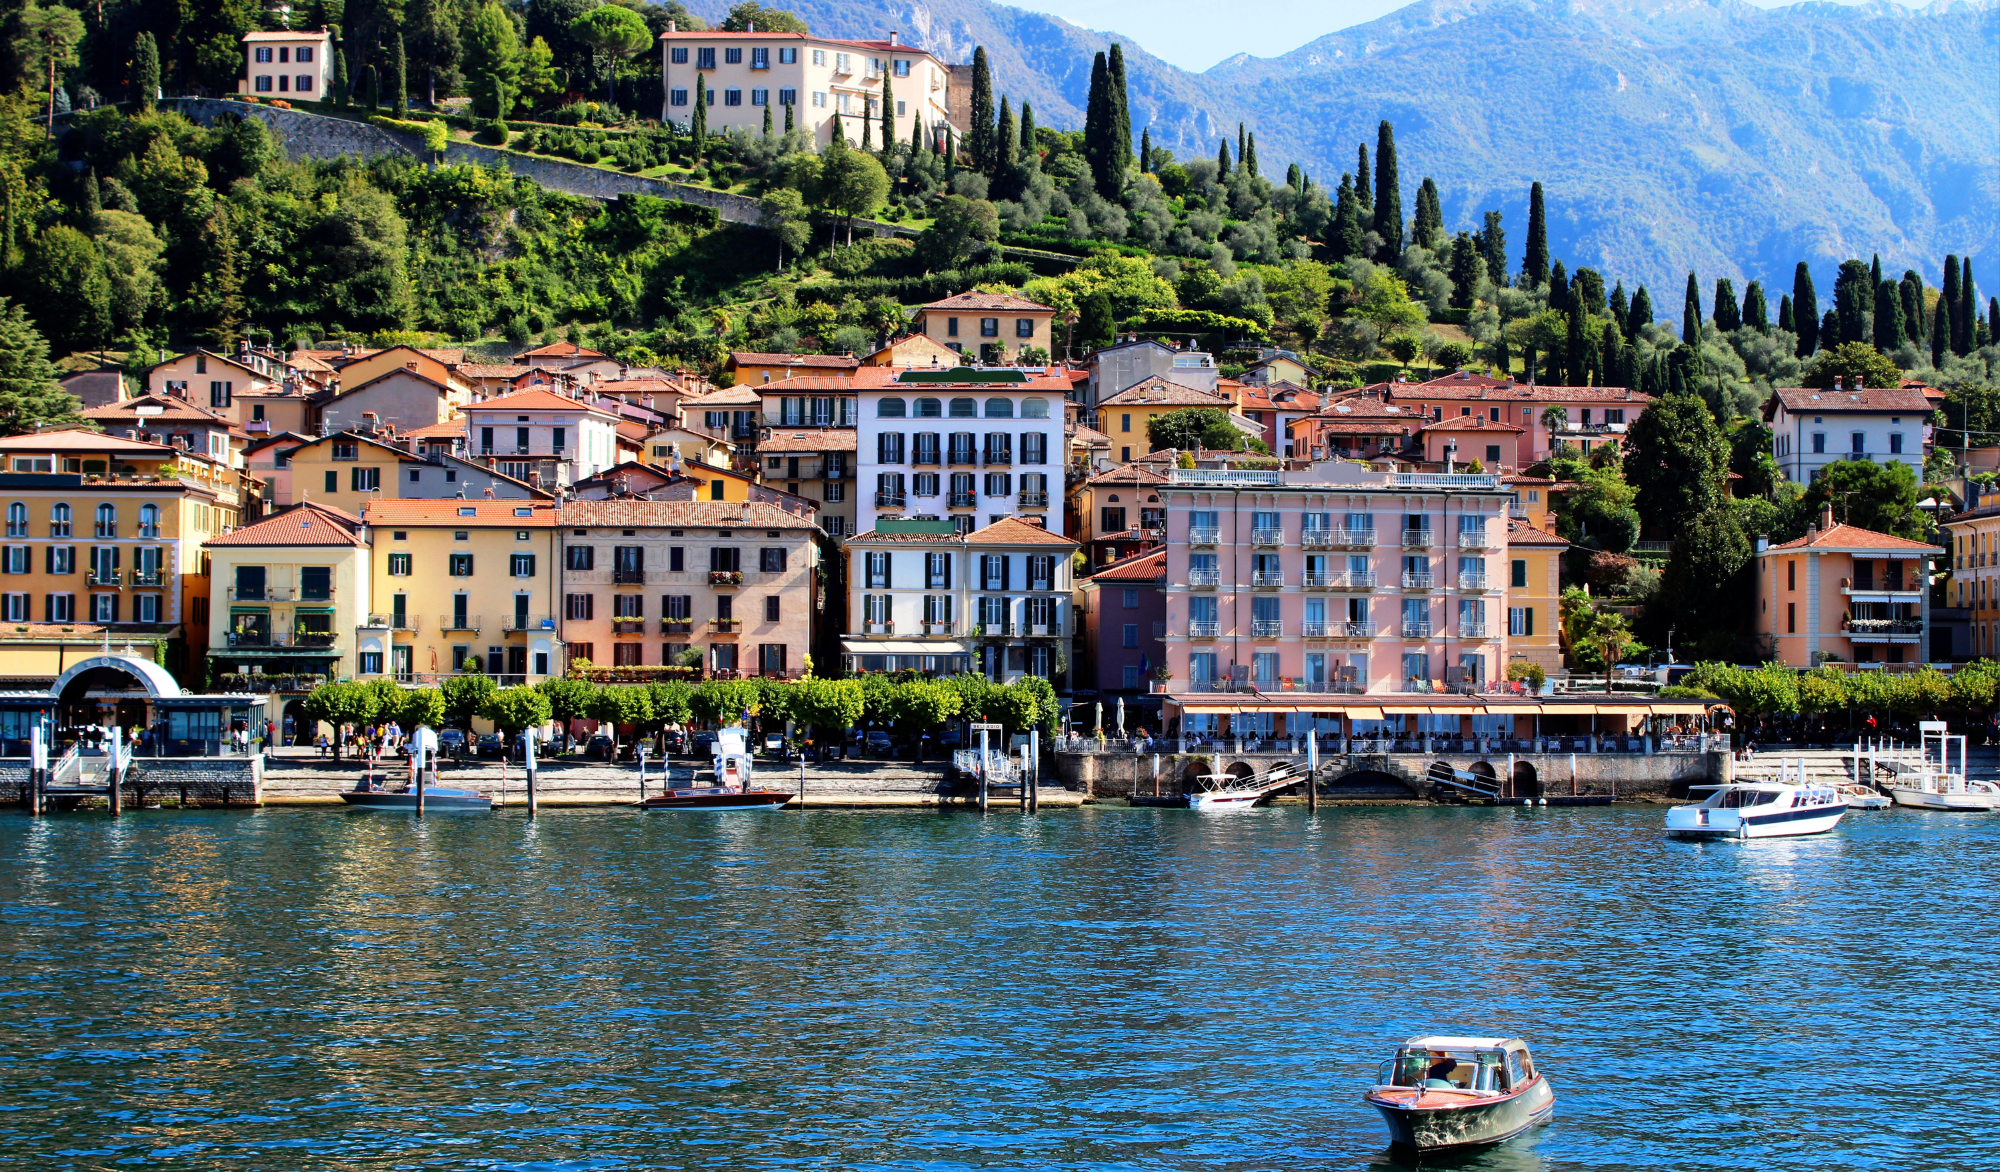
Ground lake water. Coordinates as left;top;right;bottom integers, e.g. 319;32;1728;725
0;804;1992;1171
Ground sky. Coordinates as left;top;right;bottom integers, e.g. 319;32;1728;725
1018;0;1895;72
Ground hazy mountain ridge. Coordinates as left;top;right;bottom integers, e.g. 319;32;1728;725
688;0;1999;290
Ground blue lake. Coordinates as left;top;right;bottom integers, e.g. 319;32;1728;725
0;804;1991;1170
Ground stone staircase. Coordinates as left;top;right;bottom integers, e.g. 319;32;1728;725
1733;749;1881;786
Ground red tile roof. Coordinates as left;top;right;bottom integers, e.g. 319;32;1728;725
558;499;818;530
921;291;1054;312
515;341;606;360
1392;384;1646;403
204;501;365;547
1088;547;1167;581
1099;377;1234;409
1767;385;1935;414
0;431;175;455
758;428;858;452
1506;519;1570;548
1417;416;1527;434
456;364;533;379
966;517;1079;547
461;388;621;418
1764;522;1941;552
729;352;861;370
363;500;557;526
1083;462;1169;487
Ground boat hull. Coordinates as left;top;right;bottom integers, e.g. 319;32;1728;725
640;789;795;811
1889;786;2000;811
1367;1080;1555;1153
340;788;494;811
1185;792;1264;811
1664;805;1846;839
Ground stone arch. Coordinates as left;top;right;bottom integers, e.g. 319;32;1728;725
1513;760;1541;798
1226;760;1256;783
1468;760;1498;783
1328;768;1420;797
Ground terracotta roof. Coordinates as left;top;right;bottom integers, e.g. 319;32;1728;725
243;431;315;455
1084;462;1169;487
456;364;532;379
966;517;1079;547
1311;421;1413;435
404;421;466;439
0;431;172;455
758;428;858;452
1764;522;1941;553
1506;519;1570;548
683;385;766;407
242;28;328;40
1417;416;1527;434
205;501;365;548
730;352;861;370
1419;370;1516;388
462;388;621;418
749;368;896;392
515;341;607;360
594;378;684;394
1069;425;1114;446
1504;474;1556;485
1098;378;1235;409
558;500;817;530
846;526;965;544
363;500;557;526
1088;547;1167;582
1768;386;1935;414
1390;384;1646;403
920;291;1055;313
84;393;238;427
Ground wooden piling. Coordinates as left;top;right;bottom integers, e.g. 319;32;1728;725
107;726;122;817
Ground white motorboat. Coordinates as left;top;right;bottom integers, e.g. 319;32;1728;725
1185;772;1267;811
1665;761;1846;839
1887;723;2000;811
1835;783;1892;811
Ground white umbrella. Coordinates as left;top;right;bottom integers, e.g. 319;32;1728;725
1094;701;1103;735
1116;696;1126;737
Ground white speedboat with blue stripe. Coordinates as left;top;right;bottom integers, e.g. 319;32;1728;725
1666;761;1846;840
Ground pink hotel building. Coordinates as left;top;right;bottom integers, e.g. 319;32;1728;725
1160;462;1516;736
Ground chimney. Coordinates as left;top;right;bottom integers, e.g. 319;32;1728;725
1821;503;1835;530
667;19;675;31
1755;532;1769;554
889;30;898;44
747;20;754;31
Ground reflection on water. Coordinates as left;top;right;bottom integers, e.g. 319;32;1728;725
0;805;1992;1171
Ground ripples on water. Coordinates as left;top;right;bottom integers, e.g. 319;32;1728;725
0;805;1992;1171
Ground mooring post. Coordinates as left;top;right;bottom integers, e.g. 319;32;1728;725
1029;729;1039;814
413;742;426;818
28;722;43;816
638;746;648;803
978;726;989;812
107;724;123;817
524;729;538;818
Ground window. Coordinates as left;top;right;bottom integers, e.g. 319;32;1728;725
1787;601;1796;634
1022;399;1050;419
1;546;24;574
1123;623;1139;648
44;592;71;621
3;503;22;537
671;47;689;63
93;503;116;538
256;47;272;62
255;75;273;92
1851;432;1865;454
50;503;69;537
835;52;851;72
812;49;825;65
751;88;767;105
1022;433;1046;464
1508;607;1532;636
566;593;594;620
613;593;643;618
511;553;536;577
945;316;960;338
1121;413;1132;433
778;87;796;105
780;47;797;64
748;46;768;69
724;88;742;106
696;47;716;69
351;467;380;491
877;432;905;463
1890;432;1904;454
93;593;118;622
1812;432;1826;454
812;91;826;107
724;47;742;64
296;75;313;91
980;317;1000;337
764;595;781;623
710;546;741;573
759;548;787;573
45;546;72;575
878;397;907;418
450;553;474;576
1101;506;1126;532
1787;560;1795;591
983;398;1014;418
388;552;412;576
567;546;594;571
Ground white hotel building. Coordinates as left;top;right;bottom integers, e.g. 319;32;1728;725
854;368;1070;537
658;27;956;149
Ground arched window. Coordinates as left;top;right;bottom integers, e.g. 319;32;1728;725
139;503;161;538
948;397;977;418
984;398;1015;418
1021;398;1050;418
914;398;942;417
50;503;70;537
877;397;907;418
95;503;117;538
4;503;24;538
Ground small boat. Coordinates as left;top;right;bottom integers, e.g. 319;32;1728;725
1835;782;1892;811
1185;772;1267;811
1665;762;1847;840
1886;722;2000;811
339;778;495;811
1363;1036;1554;1153
639;786;795;811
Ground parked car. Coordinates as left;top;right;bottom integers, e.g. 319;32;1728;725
660;728;686;754
475;733;504;759
865;730;894;756
585;734;614;760
939;727;964;750
438;728;467;757
691;731;717;754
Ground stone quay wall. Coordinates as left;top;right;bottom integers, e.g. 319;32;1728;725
1058;749;1729;801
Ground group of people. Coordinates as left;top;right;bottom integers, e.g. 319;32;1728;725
315;722;407;758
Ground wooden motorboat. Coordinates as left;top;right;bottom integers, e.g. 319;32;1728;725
639;786;794;811
1665;761;1846;839
1364;1036;1555;1153
339;779;494;811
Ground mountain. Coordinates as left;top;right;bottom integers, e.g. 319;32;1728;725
686;0;2000;292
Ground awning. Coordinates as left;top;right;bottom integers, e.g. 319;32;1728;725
1179;704;1239;715
1651;702;1714;715
1383;706;1431;715
840;640;969;655
1598;706;1651;717
1346;706;1385;721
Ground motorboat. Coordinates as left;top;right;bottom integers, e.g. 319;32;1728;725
640;727;793;811
1184;772;1267;811
1887;723;2000;811
339;777;495;811
1835;782;1892;811
1363;1036;1555;1153
1665;762;1847;839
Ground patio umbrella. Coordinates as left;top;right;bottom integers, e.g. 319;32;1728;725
1094;701;1103;735
1116;697;1126;736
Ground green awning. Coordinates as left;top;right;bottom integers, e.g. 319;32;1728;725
293;605;336;613
229;606;269;614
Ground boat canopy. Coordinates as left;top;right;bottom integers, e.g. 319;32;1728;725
1404;1035;1514;1051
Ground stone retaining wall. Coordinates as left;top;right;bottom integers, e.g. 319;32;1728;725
1058;749;1729;801
0;757;262;807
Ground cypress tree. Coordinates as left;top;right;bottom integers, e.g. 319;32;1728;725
1990;297;2000;347
1286;162;1301;191
1371;120;1402;262
1713;278;1740;331
1932;298;1949;367
1217;138;1230;177
329;25;346;105
693;74;708;153
1355;145;1370;211
1629;285;1653;337
762;102;772;137
1793;261;1819;356
133;31;160;111
1609;280;1629;325
1447;231;1481;310
1743;281;1768;333
1942;253;1963;353
1522;181;1548;288
1548;261;1570;316
1779;293;1795;334
1082;52;1110;188
879;73;894;158
1020;103;1035;164
995;97;1015;169
910;111;921;152
1237;123;1247;175
1834;258;1873;345
362;63;379;111
1412;177;1443;254
1106;44;1131;176
1332;175;1363;260
786;97;796;134
1958;256;1977;356
860;109;872;150
1683;273;1704;344
1874;279;1906;351
1245;131;1258;179
1478;210;1506;285
968;46;994;172
1870;252;1883;290
391;33;408;117
1573;268;1605;316
1601;318;1625;388
1565;296;1588;384
1819;310;1839;353
1140;128;1151;173
1900;270;1924;341
81;168;99;217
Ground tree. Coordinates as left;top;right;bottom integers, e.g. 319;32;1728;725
1522;181;1548;288
1713;278;1740;331
1106;43;1132;179
1779;293;1795;334
1681;272;1702;345
23;226;109;355
1624;392;1729;538
441;672;497;730
879;70;894;158
1833;258;1873;345
12;3;84;136
1793;261;1819;356
1412;177;1444;254
1446;232;1482;310
463;0;522;120
484;686;553;739
758;187;810;270
423;116;449;162
720;2;808;32
1654;510;1751;654
993;95;1014;168
916;194;998;270
0;300;84;434
968;45;994;172
1873;279;1906;351
1477;209;1506;285
536;676;598;737
1627;284;1653;338
1331;176;1363;260
690;73;706;153
1371;120;1402;262
1955;255;1976;356
1802;341;1901;389
390;32;409;118
400;688;446;730
1147;407;1241;452
1355;144;1370;210
1742;280;1769;333
131;31;159;111
408;0;464;108
816;138;889;246
93;210;165;330
1932;297;1950;368
1076;289;1114;352
793;678;862;747
569;5;651;108
1801;458;1923;539
520;37;558;110
887;680;961;762
1083;51;1112;194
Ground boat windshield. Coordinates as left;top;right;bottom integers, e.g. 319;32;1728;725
1391;1050;1507;1092
1715;788;1781;809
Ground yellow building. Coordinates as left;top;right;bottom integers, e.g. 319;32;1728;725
1095;377;1237;463
282;431;548;511
359;499;562;682
0;431;250;682
1066;461;1167;568
911;292;1056;361
203;502;371;703
1504;518;1569;675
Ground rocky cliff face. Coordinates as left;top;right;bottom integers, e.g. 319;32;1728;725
688;0;1999;288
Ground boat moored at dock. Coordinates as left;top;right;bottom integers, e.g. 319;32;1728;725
1363;1036;1554;1153
339;779;496;811
1665;760;1847;839
639;727;794;811
1886;723;2000;811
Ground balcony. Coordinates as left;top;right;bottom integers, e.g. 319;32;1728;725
1339;621;1378;639
1401;621;1433;639
1302;621;1334;638
612;618;646;634
922;621;959;636
367;614;422;631
1842;577;1921;598
983;451;1012;466
1303;572;1336;589
503;614;557;632
948;491;977;507
913;449;941;466
131;570;164;586
710;618;742;634
1027;580;1054;593
1188;570;1220;588
1844;618;1923;638
439;615;481;632
709;570;743;586
1018;491;1049;508
1402;572;1435;591
862;621;893;635
1188;527;1220;546
612;568;647;584
1027;622;1063;637
1334;572;1378;590
1461;621;1491;639
87;571;122;587
1459;530;1493;549
1301;530;1335;549
1402;529;1433;548
1338;529;1377;548
1458;572;1490;591
1251;571;1284;588
875;491;907;509
947;449;977;466
662;619;693;635
1252;528;1284;546
1188;621;1220;638
1251;619;1283;638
